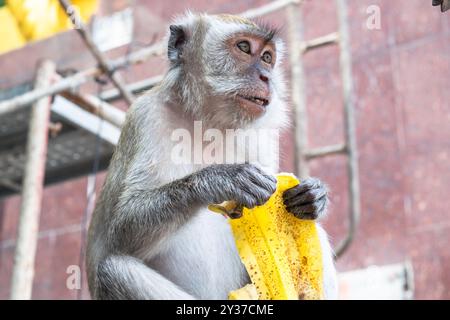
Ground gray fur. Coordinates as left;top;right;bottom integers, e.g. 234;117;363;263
86;13;337;300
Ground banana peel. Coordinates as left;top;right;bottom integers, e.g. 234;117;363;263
208;173;324;300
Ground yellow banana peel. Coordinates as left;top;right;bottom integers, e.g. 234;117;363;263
209;173;324;300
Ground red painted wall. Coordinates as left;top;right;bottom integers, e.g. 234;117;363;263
0;0;449;299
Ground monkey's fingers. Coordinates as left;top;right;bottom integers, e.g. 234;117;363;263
208;201;243;219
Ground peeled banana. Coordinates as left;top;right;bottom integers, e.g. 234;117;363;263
209;173;324;300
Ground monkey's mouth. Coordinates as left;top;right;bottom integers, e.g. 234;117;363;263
238;95;269;107
236;94;270;116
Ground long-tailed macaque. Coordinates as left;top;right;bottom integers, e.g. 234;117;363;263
87;13;337;300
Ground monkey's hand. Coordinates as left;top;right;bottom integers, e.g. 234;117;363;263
282;177;328;220
192;163;277;210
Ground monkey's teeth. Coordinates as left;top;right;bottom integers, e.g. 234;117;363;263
251;97;267;106
241;95;269;107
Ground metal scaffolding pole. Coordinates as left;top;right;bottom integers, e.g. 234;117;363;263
285;0;360;258
60;91;126;128
335;0;361;257
10;60;56;300
286;0;309;178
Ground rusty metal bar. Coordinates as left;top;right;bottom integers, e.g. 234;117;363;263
51;96;121;145
109;44;166;72
305;143;347;160
334;0;361;258
10;60;55;300
301;32;339;53
60;91;126;128
58;0;135;105
99;75;164;102
0;68;98;117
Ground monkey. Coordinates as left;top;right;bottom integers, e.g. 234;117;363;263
86;12;338;300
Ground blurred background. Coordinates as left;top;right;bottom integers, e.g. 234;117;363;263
0;0;449;300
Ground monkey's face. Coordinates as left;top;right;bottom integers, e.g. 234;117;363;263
201;18;287;128
167;14;287;128
223;34;275;118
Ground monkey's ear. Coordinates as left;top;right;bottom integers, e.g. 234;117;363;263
168;25;187;63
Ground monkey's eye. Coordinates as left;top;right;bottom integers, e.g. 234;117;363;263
237;41;251;54
262;51;272;64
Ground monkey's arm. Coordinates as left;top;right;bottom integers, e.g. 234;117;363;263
109;163;276;254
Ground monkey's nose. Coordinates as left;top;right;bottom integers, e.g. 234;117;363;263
259;74;269;83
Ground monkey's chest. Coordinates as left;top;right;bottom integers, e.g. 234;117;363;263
148;209;248;299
